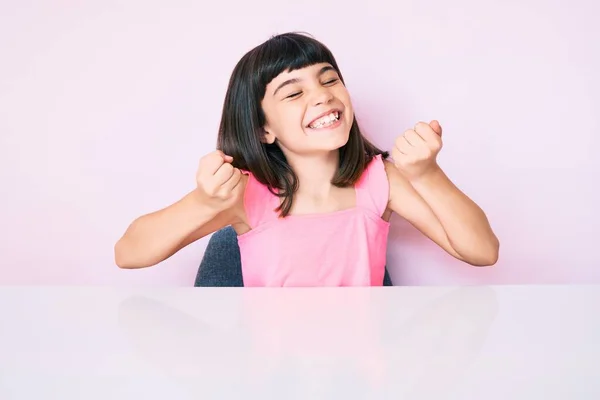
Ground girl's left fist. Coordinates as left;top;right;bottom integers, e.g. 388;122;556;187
392;120;443;180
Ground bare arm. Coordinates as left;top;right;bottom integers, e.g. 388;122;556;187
384;161;499;266
114;150;246;269
386;120;499;266
114;189;242;269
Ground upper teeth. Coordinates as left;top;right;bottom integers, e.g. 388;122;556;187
309;112;339;128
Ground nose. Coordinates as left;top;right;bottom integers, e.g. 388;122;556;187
311;86;334;106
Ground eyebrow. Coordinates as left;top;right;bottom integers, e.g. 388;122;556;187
272;66;336;97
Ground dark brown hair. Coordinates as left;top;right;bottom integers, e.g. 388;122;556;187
217;32;388;217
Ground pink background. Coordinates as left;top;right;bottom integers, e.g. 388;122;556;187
1;1;598;286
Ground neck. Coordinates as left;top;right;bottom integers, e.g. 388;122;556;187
286;151;339;198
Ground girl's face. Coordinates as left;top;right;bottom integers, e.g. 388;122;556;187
260;63;354;157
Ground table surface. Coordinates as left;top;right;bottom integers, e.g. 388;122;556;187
0;285;598;399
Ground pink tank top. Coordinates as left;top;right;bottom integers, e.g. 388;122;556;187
237;154;390;287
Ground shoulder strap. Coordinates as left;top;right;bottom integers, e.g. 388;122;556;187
242;171;279;228
355;154;390;217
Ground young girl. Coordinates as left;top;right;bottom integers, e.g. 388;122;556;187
114;32;499;286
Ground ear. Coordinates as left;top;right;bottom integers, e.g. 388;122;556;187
261;125;277;144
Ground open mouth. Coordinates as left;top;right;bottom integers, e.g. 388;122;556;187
307;110;342;129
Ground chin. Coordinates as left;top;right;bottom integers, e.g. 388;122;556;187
333;130;351;148
298;135;349;156
318;132;350;153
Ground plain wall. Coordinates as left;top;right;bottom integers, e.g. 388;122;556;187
1;0;598;286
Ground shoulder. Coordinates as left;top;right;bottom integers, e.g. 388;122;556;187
382;158;419;208
364;155;398;194
382;158;400;183
355;154;392;217
362;153;388;179
235;171;277;230
240;170;270;201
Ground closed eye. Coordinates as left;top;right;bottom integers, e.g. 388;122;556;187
323;78;339;85
286;91;302;99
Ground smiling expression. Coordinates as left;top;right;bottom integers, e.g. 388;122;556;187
261;63;355;156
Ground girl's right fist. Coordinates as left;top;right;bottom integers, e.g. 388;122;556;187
195;150;243;213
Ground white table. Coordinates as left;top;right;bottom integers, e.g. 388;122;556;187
0;285;598;399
